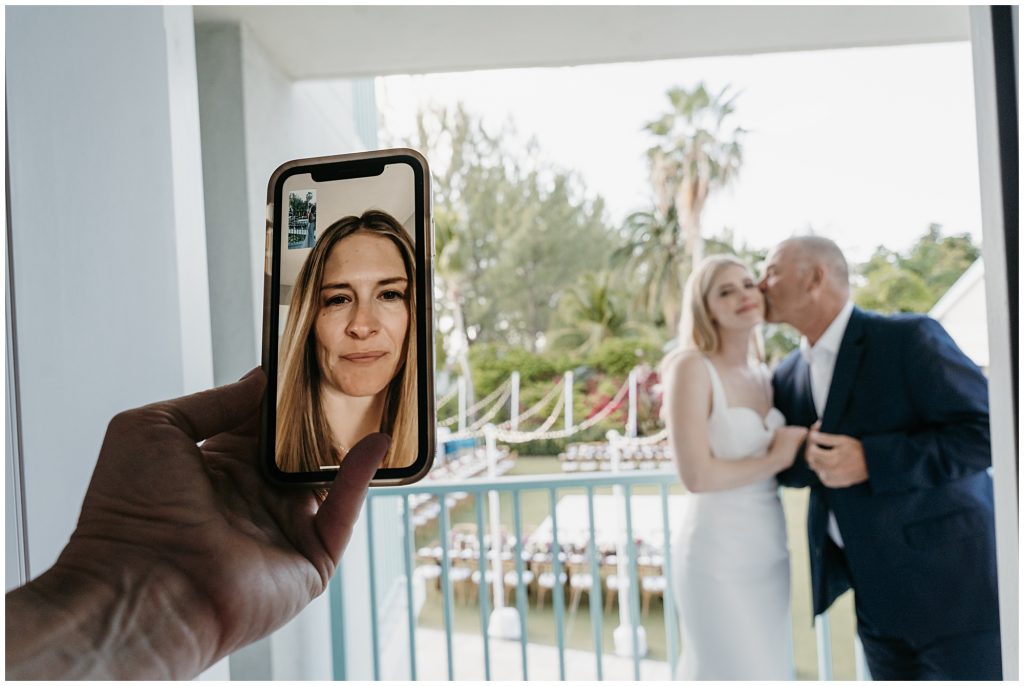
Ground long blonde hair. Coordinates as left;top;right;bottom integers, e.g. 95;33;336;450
276;210;418;471
676;254;764;358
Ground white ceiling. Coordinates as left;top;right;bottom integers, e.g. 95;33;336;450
193;6;970;80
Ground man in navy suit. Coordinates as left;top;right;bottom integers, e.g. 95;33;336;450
760;236;1001;680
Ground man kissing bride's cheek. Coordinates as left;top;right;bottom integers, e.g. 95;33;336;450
663;238;1000;681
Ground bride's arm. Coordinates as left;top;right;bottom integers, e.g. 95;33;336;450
663;353;806;493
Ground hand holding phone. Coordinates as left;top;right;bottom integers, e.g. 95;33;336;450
261;149;435;486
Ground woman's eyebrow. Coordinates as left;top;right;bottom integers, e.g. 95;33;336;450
320;276;407;291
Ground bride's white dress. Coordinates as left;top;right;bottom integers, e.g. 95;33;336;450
672;357;794;680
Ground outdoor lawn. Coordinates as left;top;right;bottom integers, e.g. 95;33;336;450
413;454;858;680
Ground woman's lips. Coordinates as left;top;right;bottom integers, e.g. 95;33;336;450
736;303;760;314
341;351;388;363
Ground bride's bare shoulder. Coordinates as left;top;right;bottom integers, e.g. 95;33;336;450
661;349;709;382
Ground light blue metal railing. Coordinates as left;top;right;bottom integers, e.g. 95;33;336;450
330;469;858;681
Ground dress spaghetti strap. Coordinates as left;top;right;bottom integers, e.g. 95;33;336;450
701;356;727;417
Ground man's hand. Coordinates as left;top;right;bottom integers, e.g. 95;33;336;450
6;368;388;679
806;424;869;488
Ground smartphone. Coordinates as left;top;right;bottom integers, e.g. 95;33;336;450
260;149;434;486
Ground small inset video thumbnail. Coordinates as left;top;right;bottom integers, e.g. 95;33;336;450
288;190;317;249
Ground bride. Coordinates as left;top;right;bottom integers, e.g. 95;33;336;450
661;254;808;680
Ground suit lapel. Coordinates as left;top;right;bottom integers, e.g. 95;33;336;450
820;308;867;432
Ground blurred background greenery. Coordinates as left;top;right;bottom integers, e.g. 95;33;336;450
389;84;979;439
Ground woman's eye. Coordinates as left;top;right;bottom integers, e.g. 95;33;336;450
325;294;350;307
380;289;406;302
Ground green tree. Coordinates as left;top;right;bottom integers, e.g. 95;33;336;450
547;271;655;356
901;223;980;300
613;205;687;329
644;83;745;267
400;105;617;355
856;224;980;313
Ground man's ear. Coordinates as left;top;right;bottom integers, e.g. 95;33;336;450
807;264;826;292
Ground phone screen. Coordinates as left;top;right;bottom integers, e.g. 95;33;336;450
264;152;433;484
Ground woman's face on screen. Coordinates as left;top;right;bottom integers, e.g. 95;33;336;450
314;232;409;398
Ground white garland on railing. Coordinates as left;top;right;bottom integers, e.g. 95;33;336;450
437;377;511;427
613;427;669;446
436;370;666;446
574;378;630;431
448;382;565;442
498;377;563;427
466;384;513;432
434;383;460;411
531;386;566;435
486;376;631;443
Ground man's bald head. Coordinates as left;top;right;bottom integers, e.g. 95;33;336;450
759;235;852;339
776;236;850;296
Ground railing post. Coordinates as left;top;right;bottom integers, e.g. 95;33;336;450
438;497;456;680
586;486;605;681
511;491;529;680
485;424;520;639
815;611;834;680
623;484;645;680
607;431;648;662
365;503;381;680
401;495;418;681
328;569;347;680
473;495;492;680
659;482;678;677
549;488;568;680
854;635;872;680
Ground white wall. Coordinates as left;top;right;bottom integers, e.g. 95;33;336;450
194;20;383;680
196;22;367;385
6;6;213;578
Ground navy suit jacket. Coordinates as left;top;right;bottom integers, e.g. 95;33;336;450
774;307;999;642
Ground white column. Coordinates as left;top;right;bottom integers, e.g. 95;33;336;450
6;4;214;579
969;7;1018;680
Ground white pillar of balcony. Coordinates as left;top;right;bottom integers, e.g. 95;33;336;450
6;2;219;676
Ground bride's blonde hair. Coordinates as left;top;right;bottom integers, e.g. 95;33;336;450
673;254;765;359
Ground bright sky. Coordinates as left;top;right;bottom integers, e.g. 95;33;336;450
378;42;981;264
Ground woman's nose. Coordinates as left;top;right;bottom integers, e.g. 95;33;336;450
346;302;379;338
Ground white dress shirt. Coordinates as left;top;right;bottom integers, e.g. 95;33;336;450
799;300;855;548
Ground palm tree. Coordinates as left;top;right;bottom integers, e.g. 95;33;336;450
644;83;745;267
433;206;475;408
612;205;687;330
548;271;649;356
